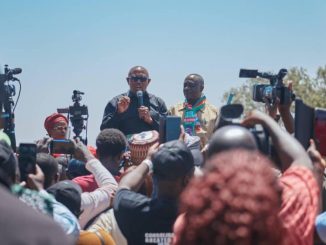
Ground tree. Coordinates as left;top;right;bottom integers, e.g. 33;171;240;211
222;66;326;112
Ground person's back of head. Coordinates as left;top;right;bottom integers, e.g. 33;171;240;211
47;180;82;218
174;149;283;245
207;125;257;158
0;140;17;187
37;153;59;189
151;140;195;197
96;128;127;160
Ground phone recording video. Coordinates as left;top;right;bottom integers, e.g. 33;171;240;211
18;143;37;182
159;116;181;143
49;139;75;155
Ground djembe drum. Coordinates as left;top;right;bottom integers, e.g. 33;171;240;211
129;130;159;197
129;130;159;166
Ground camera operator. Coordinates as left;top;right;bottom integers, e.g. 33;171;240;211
264;81;294;134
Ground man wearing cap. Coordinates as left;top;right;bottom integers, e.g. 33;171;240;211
100;66;167;136
113;140;195;245
47;180;83;218
169;74;218;148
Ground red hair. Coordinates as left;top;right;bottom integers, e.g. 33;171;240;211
174;149;283;245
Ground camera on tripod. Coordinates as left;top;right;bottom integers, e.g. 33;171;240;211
58;90;89;144
239;68;295;105
0;64;22;151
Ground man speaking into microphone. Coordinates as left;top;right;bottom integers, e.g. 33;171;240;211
100;66;167;136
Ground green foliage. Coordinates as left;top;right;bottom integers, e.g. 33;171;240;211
222;66;326;112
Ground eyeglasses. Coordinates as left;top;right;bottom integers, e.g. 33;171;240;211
53;126;68;131
129;76;148;83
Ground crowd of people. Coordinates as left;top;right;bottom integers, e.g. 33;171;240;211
0;65;326;245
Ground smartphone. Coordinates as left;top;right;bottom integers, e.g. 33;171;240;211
159;116;181;143
18;143;37;182
49;139;75;154
314;108;326;156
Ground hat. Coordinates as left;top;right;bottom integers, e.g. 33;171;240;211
44;113;68;134
47;180;82;217
152;140;194;180
184;134;201;151
190;149;204;167
183;134;203;166
77;230;116;245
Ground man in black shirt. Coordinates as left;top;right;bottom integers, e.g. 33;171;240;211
113;140;195;245
100;66;167;136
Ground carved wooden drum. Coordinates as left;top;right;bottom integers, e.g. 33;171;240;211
129;130;159;166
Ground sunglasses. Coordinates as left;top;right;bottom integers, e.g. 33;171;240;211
129;76;148;83
53;126;68;131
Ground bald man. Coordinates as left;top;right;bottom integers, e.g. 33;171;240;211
100;66;167;136
207;125;258;158
169;74;218;148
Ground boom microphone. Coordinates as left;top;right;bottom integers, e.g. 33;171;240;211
10;68;22;75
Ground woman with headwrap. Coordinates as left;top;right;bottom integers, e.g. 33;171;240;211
44;113;69;140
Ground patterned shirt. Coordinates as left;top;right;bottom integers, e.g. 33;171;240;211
169;101;218;148
279;166;320;245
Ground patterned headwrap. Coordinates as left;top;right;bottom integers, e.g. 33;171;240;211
44;113;68;135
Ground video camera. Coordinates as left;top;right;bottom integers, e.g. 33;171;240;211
239;68;295;105
58;90;89;144
295;99;326;157
215;104;270;156
0;64;22;151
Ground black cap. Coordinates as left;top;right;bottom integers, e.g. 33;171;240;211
152;140;194;180
67;159;90;179
47;180;82;217
184;134;203;166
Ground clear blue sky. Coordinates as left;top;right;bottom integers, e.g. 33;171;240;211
1;0;325;145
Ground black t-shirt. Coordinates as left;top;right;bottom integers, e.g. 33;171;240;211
113;188;177;245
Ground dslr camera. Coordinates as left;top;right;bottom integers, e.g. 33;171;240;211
239;68;295;105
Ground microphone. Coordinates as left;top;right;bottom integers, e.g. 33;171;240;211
136;91;144;107
9;68;22;75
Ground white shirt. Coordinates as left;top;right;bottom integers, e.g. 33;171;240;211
78;159;118;229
